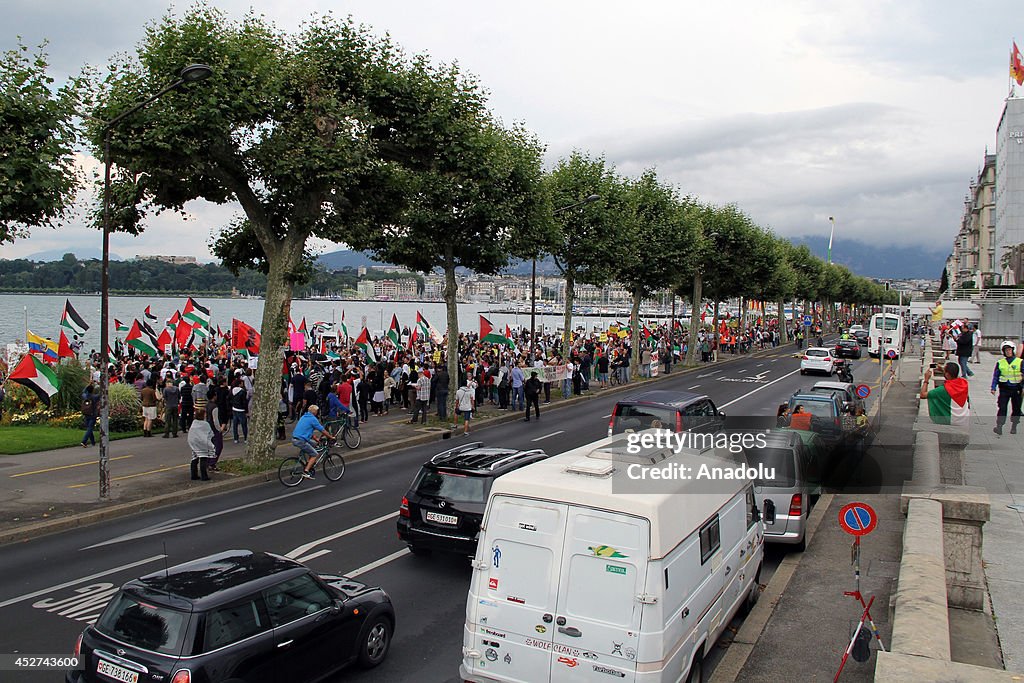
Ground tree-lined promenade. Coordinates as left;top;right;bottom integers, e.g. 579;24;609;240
1;5;898;462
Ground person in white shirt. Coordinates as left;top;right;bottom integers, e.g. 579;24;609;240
972;327;982;364
454;381;475;435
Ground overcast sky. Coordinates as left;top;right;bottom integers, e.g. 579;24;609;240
3;0;1018;264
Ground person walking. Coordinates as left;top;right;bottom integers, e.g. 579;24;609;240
434;364;450;420
955;325;975;378
178;377;194;433
523;370;542;422
454;379;475;435
972;326;983;364
991;339;1023;435
80;382;98;447
597;352;609;388
162;377;180;438
511;362;525;411
410;368;431;424
140;379;158;437
188;407;215;481
207;389;226;470
230;377;248;443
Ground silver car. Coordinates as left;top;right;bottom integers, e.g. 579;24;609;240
809;380;865;414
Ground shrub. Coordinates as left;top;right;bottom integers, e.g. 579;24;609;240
53;361;89;416
108;382;141;414
2;382;43;421
109;405;140;432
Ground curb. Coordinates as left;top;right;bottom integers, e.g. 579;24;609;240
0;343;791;548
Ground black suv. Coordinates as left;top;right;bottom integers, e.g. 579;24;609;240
397;443;549;556
833;338;862;359
608;390;725;437
67;550;394;683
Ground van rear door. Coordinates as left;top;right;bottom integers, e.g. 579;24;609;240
466;496;570;683
549;507;650;682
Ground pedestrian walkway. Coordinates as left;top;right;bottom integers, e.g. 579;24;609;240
962;351;1024;672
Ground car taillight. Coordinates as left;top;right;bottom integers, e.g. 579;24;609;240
170;670;191;683
676;412;682;431
73;632;83;659
400;497;410;518
789;494;803;517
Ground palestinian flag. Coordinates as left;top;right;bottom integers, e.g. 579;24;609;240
480;315;514;347
60;299;89;337
926;376;970;426
9;354;60;406
156;329;172;353
168;310;181;327
182;298;210;328
387;314;401;346
231;319;261;356
408;312;429;349
58;330;75;358
191;324;210;340
141;319;158;339
175;319;194;349
355;327;377;363
298;317;307;334
107;345;117;365
114;319;129;334
126;320;158;357
339;311;349;341
144;305;158;322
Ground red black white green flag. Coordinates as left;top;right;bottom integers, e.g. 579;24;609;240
126;320;158;357
60;298;89;338
182;298;210;328
480;315;514;347
387;314;401;346
355;327;377;363
8;353;60;406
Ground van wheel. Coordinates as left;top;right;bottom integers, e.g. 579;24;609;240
794;535;806;553
742;565;762;615
357;614;392;668
685;650;703;683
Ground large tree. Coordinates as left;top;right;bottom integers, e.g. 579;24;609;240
0;44;81;243
87;8;453;460
544;153;625;347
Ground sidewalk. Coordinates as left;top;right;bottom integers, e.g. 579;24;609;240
961;352;1024;672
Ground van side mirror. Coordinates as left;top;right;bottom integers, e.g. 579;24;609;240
763;500;776;525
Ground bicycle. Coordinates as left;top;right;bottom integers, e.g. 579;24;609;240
324;413;361;449
608;368;622;386
278;437;346;487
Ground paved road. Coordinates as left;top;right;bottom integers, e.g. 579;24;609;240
0;344;887;682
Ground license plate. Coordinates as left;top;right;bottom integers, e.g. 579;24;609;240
425;511;458;525
97;659;139;683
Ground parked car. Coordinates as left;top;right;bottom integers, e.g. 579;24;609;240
800;347;835;375
786;392;846;446
852;329;870;346
833;338;862;359
67;550;395;683
608;389;725;437
738;429;825;551
397;442;550;557
809;380;864;414
461;436;765;683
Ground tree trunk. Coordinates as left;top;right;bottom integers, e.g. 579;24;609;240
778;299;789;343
630;289;642;372
712;299;720;361
443;254;459;416
562;270;575;350
685;272;702;365
247;236;304;463
738;296;746;336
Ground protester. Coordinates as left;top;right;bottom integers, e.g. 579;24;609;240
920;361;970;426
188;407;215;481
80;382;98;447
162;376;180;438
524;370;542;422
410;367;431;424
230;377;248;443
140;379;158;437
454;379;475;435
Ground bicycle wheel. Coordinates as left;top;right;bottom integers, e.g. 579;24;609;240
342;426;361;449
323;451;346;481
278;457;305;487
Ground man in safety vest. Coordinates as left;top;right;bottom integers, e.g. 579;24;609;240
991;340;1023;435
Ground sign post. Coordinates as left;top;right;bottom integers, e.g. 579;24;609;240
834;502;886;681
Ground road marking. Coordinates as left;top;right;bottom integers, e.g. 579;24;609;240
531;430;564;442
757;363;764;367
718;368;802;410
0;555;167;608
11;455;134;478
250;489;381;530
688;384;701;389
697;369;721;378
771;359;779;363
69;463;190;488
82;486;323;550
347;549;411;578
293;549;332;564
286;512;397;560
602;414;611;419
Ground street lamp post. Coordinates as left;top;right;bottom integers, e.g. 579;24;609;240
827;216;836;264
98;64;213;499
530;194;599;358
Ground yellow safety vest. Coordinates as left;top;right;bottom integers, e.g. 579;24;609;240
998;357;1023;385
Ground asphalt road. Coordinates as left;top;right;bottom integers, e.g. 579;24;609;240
0;343;886;682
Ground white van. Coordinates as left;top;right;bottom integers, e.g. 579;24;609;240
459;436;767;683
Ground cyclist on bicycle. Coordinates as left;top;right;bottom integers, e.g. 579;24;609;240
292;405;335;479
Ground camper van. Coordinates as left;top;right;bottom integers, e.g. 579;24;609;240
460;435;767;683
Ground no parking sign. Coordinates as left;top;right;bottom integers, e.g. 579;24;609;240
855;384;871;399
838;502;877;537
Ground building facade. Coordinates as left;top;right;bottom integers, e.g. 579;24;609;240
996;97;1024;284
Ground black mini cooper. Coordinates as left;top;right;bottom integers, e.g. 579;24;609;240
67;549;394;683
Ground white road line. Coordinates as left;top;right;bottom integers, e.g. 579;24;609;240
531;430;565;442
602;414;611;419
757;363;764;367
0;555;167;608
286;512;397;560
772;359;779;363
250;489;381;530
719;368;802;409
293;549;332;564
688;384;701;390
346;549;411;578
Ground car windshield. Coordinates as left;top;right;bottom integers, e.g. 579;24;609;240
95;592;189;655
742;447;797;487
809;387;845;400
873;317;899;330
414;469;487;503
806;349;830;357
838;340;857;347
789;400;835;419
612;404;677;434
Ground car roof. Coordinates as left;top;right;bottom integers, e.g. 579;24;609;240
615;390;706;409
805;347;832;353
789;392;838;403
126;550;308;610
812;380;854;391
751;430;802;449
836;338;859;344
426;442;548;474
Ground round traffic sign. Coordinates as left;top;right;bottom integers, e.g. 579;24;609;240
838;502;877;536
855;384;871;399
885;349;897;359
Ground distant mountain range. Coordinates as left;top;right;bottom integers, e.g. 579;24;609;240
23;248;124;261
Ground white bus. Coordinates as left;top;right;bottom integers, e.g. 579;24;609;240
868;312;904;358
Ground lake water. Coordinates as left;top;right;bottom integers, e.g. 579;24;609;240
0;294;612;353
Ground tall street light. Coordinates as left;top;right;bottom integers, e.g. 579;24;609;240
530;194;600;358
98;63;213;499
827;215;836;264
